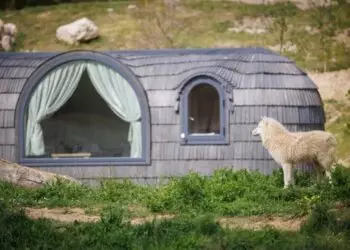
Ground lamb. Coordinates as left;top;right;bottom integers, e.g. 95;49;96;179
251;116;337;188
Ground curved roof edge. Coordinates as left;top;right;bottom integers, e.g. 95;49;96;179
0;47;281;58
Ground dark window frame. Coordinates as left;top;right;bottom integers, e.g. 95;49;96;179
16;50;151;167
180;77;229;145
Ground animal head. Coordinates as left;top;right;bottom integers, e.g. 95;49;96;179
251;116;284;137
251;116;269;137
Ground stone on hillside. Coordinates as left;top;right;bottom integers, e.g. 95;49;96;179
0;158;80;188
0;19;4;34
56;17;99;45
1;35;12;51
3;23;17;36
127;4;138;10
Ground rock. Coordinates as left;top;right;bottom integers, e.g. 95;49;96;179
3;23;17;36
127;4;138;10
228;16;271;35
1;35;12;51
107;8;114;13
56;17;99;45
0;158;80;188
0;19;4;34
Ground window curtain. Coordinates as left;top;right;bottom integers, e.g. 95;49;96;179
25;62;86;156
86;62;142;158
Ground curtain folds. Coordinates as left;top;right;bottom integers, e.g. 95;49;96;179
25;61;143;158
86;62;142;158
25;62;86;156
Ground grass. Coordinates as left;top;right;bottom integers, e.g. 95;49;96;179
1;165;350;249
1;166;350;217
325;99;350;163
0;0;349;71
1;205;350;250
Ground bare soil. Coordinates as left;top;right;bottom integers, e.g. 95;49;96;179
24;207;306;231
308;68;350;101
25;207;100;223
218;215;306;231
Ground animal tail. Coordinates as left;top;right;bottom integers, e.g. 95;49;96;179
327;134;337;148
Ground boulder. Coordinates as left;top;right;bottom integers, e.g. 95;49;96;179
3;23;17;36
56;17;99;45
0;158;80;188
1;35;12;51
0;19;4;35
127;4;138;10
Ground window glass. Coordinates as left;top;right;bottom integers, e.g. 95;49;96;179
188;83;220;135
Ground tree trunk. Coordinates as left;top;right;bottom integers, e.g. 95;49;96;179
0;158;80;188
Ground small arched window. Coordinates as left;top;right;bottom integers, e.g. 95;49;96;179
180;77;228;144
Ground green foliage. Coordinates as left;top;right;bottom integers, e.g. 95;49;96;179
330;165;350;199
144;166;348;216
0;165;350;249
0;201;349;249
1;165;350;217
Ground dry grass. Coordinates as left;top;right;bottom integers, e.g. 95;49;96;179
24;206;306;231
0;0;348;72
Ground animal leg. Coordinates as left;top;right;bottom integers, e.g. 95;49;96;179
314;165;324;183
282;163;293;188
317;154;334;183
325;170;332;184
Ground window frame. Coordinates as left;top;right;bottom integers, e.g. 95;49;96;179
180;77;229;145
16;51;151;167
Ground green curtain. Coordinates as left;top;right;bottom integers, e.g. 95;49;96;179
25;61;86;156
86;62;142;158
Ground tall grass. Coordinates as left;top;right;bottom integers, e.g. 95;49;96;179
1;164;349;217
0;164;349;249
0;200;349;249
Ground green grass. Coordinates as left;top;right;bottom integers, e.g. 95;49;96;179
325;99;350;163
1;165;350;249
1;168;350;249
1;204;347;250
1;166;350;217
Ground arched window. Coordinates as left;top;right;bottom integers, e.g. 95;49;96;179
17;52;150;166
180;77;228;144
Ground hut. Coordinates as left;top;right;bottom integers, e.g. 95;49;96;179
0;48;325;184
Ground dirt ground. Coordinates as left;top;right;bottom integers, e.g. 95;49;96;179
308;68;350;101
24;207;306;231
212;0;332;10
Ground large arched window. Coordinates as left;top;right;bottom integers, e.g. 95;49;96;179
17;52;150;166
180;77;228;144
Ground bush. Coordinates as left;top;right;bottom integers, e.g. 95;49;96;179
331;165;350;199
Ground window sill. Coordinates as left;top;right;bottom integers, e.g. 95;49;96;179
19;157;150;167
180;134;229;145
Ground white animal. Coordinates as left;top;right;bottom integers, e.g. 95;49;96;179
252;116;337;188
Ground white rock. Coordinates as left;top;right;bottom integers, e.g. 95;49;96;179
0;19;4;34
1;35;12;51
127;4;138;10
56;17;99;45
3;23;17;36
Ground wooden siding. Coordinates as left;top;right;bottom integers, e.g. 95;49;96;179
35;159;280;180
0;48;324;182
